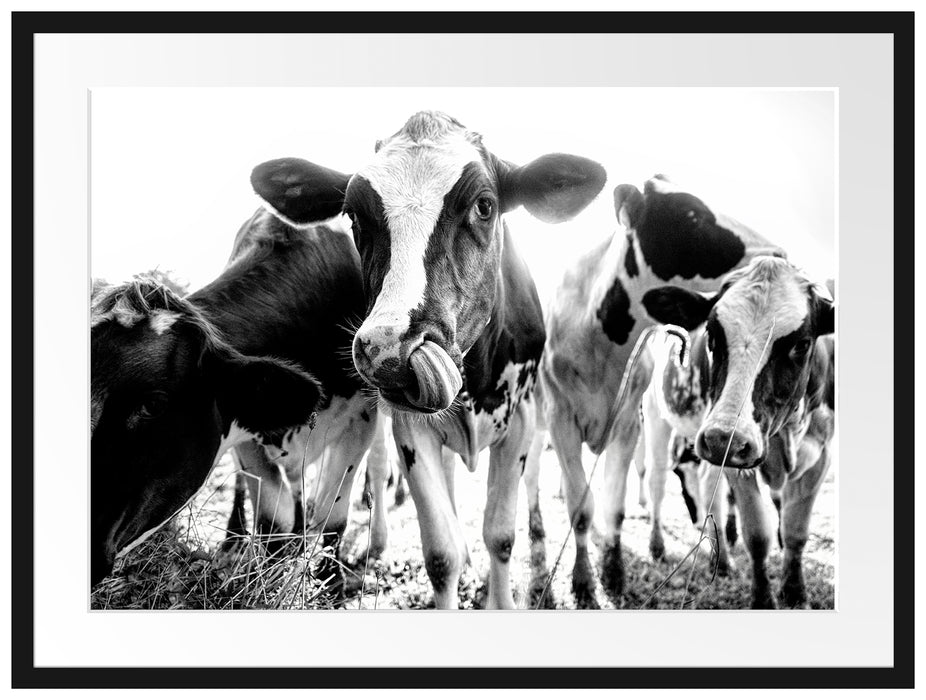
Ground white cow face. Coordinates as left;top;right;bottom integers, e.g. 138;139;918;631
251;111;607;415
642;256;834;468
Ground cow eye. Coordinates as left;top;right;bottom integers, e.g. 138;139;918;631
474;197;494;221
136;393;168;421
790;338;812;359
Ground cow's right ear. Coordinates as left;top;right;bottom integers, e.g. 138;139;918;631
613;184;645;230
642;286;717;330
207;351;323;436
251;158;350;225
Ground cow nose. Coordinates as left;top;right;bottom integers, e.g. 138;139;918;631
353;325;412;387
697;426;758;468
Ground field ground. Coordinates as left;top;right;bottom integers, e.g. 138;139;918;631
92;440;836;611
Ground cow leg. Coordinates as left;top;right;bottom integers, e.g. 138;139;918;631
362;412;390;559
523;426;553;608
547;408;597;608
234;440;296;554
307;414;377;599
642;406;672;561
597;410;641;600
728;470;776;608
393;419;466;609
225;468;250;538
482;399;535;609
441;447;458;516
634;430;648;510
779;447;830;608
725;486;739;547
698;464;733;576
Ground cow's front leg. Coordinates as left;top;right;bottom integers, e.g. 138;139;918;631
362;411;390;559
234;440;296;554
698;464;734;576
393;418;466;609
547;404;597;609
523;427;553;608
599;410;640;600
483;398;535;609
728;469;776;608
307;413;377;600
780;445;830;608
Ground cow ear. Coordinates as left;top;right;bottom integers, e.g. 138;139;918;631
642;287;716;330
209;353;323;435
613;184;645;230
814;295;835;336
499;153;607;223
251;158;350;225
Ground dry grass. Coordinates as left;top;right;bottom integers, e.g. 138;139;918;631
91;446;836;611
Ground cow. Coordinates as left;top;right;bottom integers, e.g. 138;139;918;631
539;175;783;607
639;325;737;570
250;110;607;608
91;207;390;590
643;255;835;608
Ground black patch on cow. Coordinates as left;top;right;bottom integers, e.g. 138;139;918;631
400;445;416;472
425;552;457;593
624;234;639;278
487;534;514;563
518;454;527;475
673;466;699;525
360;410;370;422
596;276;636;345
636;186;746;281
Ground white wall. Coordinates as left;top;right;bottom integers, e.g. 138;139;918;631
90;87;835;305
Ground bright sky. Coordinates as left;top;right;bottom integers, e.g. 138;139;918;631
90;88;835;306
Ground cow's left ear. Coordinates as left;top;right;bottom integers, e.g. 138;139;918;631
813;295;835;336
251;158;350;226
498;153;607;223
642;286;717;330
208;351;323;435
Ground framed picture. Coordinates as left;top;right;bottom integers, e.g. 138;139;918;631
11;7;913;690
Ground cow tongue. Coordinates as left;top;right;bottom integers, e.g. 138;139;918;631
405;341;462;412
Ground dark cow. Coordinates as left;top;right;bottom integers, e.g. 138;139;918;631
644;255;835;607
539;175;783;607
251;111;606;608
91;208;388;588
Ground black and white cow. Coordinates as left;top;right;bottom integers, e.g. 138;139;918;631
644;256;835;608
539;175;783;607
251;111;606;608
639;325;737;570
91;208;389;588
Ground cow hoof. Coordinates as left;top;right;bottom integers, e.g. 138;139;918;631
649;533;666;562
572;582;600;610
528;573;557;609
599;543;625;599
714;556;734;577
780;582;808;609
572;554;599;609
751;589;778;610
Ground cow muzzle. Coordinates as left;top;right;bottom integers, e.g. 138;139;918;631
353;327;462;413
696;424;763;469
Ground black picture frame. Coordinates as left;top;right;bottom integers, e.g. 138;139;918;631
10;9;914;690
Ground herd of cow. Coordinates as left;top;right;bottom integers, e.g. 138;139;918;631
90;111;835;610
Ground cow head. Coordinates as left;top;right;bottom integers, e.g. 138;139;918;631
90;280;321;585
251;111;606;414
614;175;784;283
642;256;834;468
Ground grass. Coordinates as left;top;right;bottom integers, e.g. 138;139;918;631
91;448;837;611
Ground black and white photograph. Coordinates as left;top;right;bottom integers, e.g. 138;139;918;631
89;87;836;612
13;8;912;689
